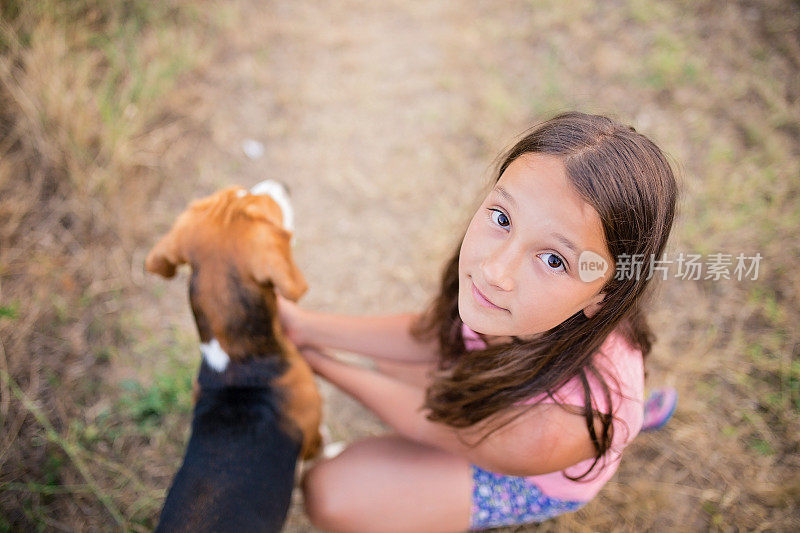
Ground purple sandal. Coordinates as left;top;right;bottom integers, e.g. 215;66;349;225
641;387;678;432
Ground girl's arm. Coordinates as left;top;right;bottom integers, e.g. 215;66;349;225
303;347;600;477
278;296;439;364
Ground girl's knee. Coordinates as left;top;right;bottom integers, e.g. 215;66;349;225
302;461;353;532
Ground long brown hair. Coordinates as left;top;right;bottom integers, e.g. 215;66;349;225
411;112;679;480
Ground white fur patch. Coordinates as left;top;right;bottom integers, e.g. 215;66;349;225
200;338;230;372
250;180;294;232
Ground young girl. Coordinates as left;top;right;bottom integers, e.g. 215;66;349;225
278;112;679;532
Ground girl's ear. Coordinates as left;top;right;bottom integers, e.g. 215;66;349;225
582;293;605;319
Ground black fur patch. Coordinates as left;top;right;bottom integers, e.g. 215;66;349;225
226;268;283;356
155;374;301;533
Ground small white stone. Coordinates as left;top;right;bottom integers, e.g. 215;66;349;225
242;139;265;160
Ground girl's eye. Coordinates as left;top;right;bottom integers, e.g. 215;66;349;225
539;252;567;273
489;209;510;228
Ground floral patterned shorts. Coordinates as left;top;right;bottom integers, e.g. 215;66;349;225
470;465;587;530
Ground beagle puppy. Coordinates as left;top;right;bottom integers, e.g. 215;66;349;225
146;181;321;532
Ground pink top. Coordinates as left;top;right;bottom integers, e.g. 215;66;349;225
461;322;644;502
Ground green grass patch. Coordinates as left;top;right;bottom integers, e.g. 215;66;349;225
642;31;702;90
118;371;193;430
747;437;775;457
0;302;18;319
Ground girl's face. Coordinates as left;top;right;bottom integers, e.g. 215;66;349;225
458;153;615;339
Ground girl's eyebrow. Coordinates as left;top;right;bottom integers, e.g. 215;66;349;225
492;186;581;261
493;186;517;210
551;233;580;261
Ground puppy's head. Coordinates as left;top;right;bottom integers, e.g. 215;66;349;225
145;183;307;302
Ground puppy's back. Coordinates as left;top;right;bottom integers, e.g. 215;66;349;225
156;388;301;533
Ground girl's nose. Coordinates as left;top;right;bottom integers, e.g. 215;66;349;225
480;246;516;292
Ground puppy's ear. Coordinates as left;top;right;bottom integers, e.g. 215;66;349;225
145;215;189;278
248;225;308;301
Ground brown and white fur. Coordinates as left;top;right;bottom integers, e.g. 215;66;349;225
145;181;321;532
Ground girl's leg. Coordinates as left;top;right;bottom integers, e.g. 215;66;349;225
302;434;473;533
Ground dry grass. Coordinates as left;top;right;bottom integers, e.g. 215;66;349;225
1;0;798;530
0;0;223;528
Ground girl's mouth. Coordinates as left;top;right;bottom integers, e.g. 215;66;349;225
471;280;506;311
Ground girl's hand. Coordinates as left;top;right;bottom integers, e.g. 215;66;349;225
276;294;310;347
